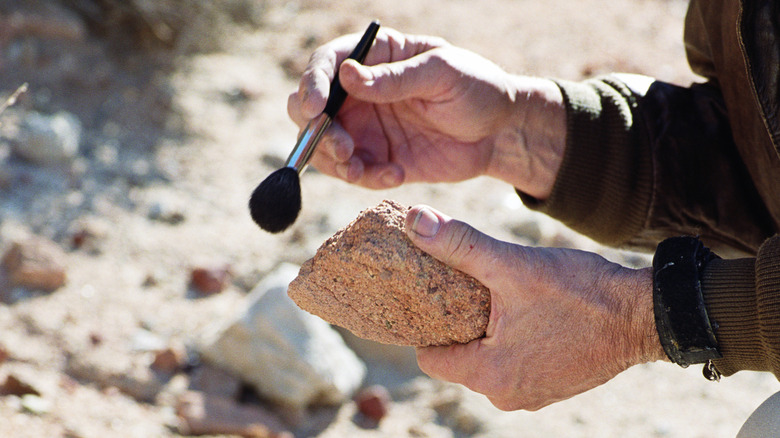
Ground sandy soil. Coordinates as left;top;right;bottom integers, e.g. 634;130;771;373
0;0;778;437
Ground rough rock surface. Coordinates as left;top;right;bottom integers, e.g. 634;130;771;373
288;200;491;347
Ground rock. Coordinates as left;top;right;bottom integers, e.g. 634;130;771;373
1;236;67;293
150;345;186;375
288;200;491;347
188;365;242;399
201;263;365;410
68;216;109;253
0;374;41;397
355;385;391;423
130;329;166;352
65;346;165;403
190;265;231;295
176;391;292;438
12;111;81;166
147;200;186;225
20;394;51;415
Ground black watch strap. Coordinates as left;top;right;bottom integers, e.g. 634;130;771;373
652;236;722;367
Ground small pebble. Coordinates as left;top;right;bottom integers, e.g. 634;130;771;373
190;265;231;295
355;385;391;423
13;111;81;166
20;394;51;415
1;237;67;293
0;374;40;397
150;346;186;375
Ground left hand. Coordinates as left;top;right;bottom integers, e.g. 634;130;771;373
405;205;666;411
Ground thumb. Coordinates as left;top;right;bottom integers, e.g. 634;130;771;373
339;54;450;104
405;205;499;283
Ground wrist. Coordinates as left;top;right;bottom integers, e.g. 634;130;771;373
613;266;667;365
486;77;566;200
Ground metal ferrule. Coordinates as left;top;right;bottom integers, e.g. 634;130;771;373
284;113;332;175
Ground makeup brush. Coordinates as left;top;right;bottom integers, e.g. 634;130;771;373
249;20;381;233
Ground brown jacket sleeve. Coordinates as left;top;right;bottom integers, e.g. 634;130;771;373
703;235;780;377
521;76;775;256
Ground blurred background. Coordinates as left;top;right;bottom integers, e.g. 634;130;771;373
0;0;776;437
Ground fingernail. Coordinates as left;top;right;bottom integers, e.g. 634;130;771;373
412;208;440;238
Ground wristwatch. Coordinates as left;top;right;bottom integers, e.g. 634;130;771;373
652;236;722;368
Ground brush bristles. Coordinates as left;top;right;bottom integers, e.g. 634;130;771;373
249;167;302;233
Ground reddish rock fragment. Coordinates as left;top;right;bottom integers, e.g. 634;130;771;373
190;265;231;295
0;374;40;397
151;346;186;375
288;200;491;347
355;385;391;423
2;237;67;292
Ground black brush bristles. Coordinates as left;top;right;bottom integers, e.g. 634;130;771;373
249;167;301;233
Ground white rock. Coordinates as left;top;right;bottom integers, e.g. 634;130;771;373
13;111;81;166
201;263;365;409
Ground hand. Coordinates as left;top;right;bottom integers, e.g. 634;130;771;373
404;205;667;411
287;28;566;198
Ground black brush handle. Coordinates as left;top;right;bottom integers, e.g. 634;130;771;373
323;20;380;118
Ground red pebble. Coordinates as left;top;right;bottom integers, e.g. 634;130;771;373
190;265;231;295
151;347;186;374
355;385;391;422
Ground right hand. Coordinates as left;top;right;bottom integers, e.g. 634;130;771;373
287;27;566;198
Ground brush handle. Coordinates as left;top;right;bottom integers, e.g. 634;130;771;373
285;21;380;174
323;20;381;118
285;113;332;172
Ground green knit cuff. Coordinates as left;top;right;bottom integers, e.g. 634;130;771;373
518;77;653;247
702;258;760;376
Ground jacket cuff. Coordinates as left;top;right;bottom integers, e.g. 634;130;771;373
517;77;653;247
702;257;759;375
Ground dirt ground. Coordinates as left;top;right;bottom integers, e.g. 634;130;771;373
0;0;778;437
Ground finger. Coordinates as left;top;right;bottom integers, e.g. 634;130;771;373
355;162;404;189
338;51;453;104
415;342;483;385
287;91;308;127
298;30;372;118
405;206;500;284
310;152;361;182
319;122;354;162
298;48;338;118
294;28;449;118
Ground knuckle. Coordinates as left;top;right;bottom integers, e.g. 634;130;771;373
443;223;480;266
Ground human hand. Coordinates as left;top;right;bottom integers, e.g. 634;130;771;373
287;27;566;198
404;205;666;411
